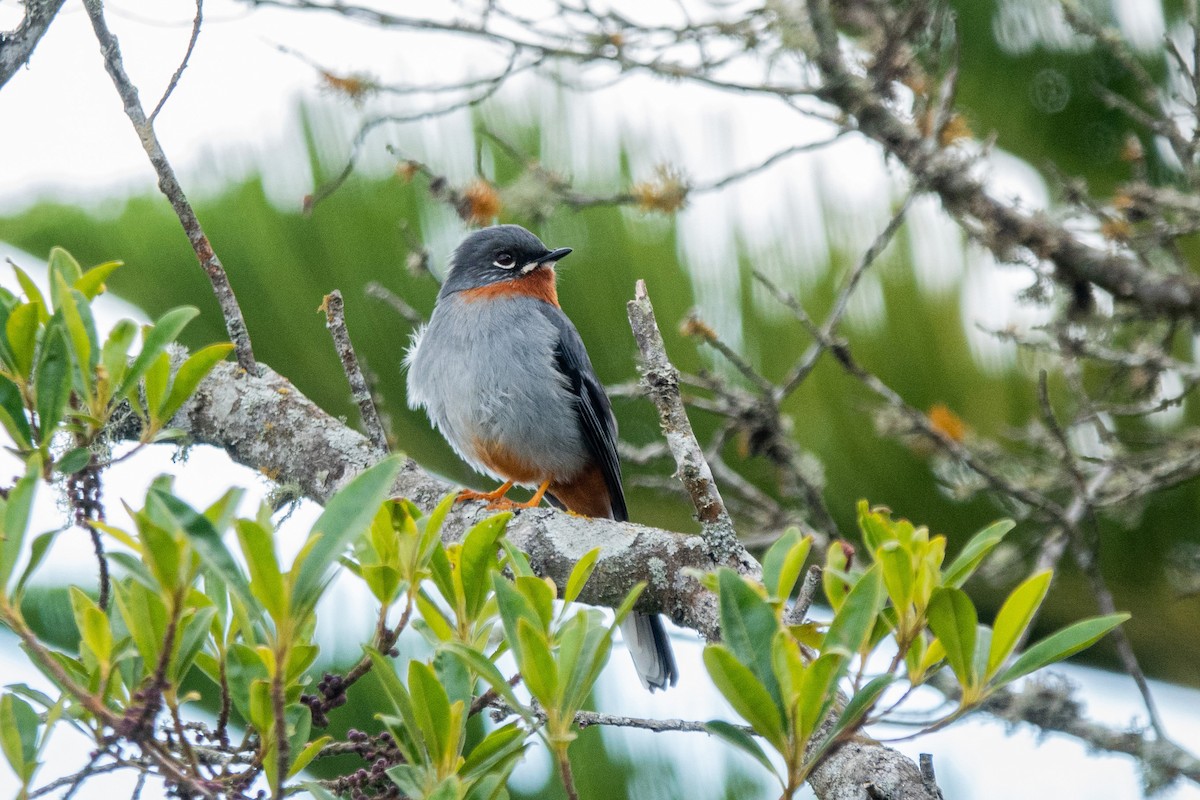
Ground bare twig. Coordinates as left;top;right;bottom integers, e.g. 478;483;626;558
627;280;744;569
322;290;389;453
365;281;424;325
81;0;257;374
149;0;203;124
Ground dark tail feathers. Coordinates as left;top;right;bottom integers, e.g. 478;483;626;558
619;612;678;691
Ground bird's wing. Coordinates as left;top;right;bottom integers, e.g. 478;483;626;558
537;304;628;522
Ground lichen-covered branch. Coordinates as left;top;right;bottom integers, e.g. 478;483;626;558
0;0;67;90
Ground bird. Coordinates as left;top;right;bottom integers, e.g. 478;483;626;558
405;224;678;691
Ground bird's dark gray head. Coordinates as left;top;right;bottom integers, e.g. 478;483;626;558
438;224;572;299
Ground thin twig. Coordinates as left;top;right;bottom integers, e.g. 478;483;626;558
365;281;425;325
81;0;257;374
322;290;389;453
149;0;203;124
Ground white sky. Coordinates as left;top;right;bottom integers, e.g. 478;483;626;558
0;1;1196;799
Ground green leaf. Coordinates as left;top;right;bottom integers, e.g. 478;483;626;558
795;652;843;742
100;319;138;394
47;247;82;292
986;570;1052;680
0;693;39;780
461;723;527;780
994;613;1130;688
515;576;555;630
116;306;200;398
493;574;542;660
761;527;811;602
151;490;255;613
564;547;601;605
289;735;332;779
12;529;60;600
0;375;32;448
55;447;92;475
459;512;511;621
291;456;404;614
112;579;167;668
74;260;122;300
143;352;170;423
515;617;558;705
0;463;38;594
943;520;1015;588
704;720;780;780
926;586;979;689
716;567;783;713
55;280;98;398
160;343;233;422
70;586;113;667
856;500;892;551
809;673;896;765
236;519;287;622
703;644;786;753
823;565;886;659
409;660;454;763
441;642;527;717
34;324;71;441
11;265;48;324
301;783;340;800
877;541;914;612
5;302;39;379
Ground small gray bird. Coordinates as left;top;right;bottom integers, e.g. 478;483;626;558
405;224;678;691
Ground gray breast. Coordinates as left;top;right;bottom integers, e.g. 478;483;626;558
406;294;589;485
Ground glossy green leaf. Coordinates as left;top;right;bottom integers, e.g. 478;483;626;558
0;375;31;448
116;306;199;398
459;512;511;621
994;613;1130;688
795;652;843;742
493;574;541;661
0;693;39;780
69;586;113;667
288;735;332;779
703;644;786;752
112;579;167;668
823;565;886;659
716;567;783;712
515;617;557;705
100;319;137;394
461;723;526;780
55;447;92;475
11;265;48;324
150;490;255;613
986;570;1052;680
856;500;892;551
515;575;555;630
564;547;601;605
160;343;234;422
705;720;779;780
943;520;1016;588
12;529;60;601
236;519;287;622
926;586;979;689
441;642;527;716
74;260;122;300
5;302;38;379
47;247;83;302
877;541;914;611
810;673;896;765
143;352;170;423
34;324;71;441
291;456;404;614
409;660;453;763
55;280;97;396
761;527;811;602
0;463;37;594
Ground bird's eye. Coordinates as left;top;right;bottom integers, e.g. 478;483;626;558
494;252;516;269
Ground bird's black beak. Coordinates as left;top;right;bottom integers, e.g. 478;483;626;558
543;247;573;264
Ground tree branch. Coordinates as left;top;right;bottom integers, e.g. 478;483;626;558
0;0;67;90
80;0;258;373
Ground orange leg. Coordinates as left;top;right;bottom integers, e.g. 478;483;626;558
457;480;515;506
458;479;551;511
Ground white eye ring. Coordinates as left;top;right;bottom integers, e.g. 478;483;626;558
494;252;516;269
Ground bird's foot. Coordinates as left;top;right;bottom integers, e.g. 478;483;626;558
456;480;515;508
458;479;551;512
